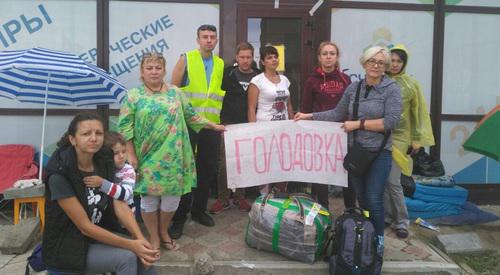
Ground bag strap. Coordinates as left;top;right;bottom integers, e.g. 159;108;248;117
352;80;390;153
352;81;362;121
344;207;365;216
291;196;305;222
322;231;335;261
376;132;390;154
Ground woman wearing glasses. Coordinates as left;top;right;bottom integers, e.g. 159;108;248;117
119;53;225;251
384;44;434;239
294;46;401;271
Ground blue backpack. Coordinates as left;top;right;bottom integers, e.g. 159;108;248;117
25;243;46;275
328;208;382;275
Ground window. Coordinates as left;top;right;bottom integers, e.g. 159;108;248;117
0;0;97;109
442;12;500;115
331;8;434;106
108;1;220;93
441;121;500;184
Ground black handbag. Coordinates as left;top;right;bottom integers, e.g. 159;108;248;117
412;147;445;177
400;174;416;197
343;81;390;176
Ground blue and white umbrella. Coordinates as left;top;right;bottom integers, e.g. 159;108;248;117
0;47;127;180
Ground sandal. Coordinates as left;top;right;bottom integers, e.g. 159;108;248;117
161;239;179;251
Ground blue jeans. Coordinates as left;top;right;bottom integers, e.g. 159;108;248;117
350;150;392;236
47;243;157;275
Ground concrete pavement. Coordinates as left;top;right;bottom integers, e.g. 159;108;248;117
1;197;466;275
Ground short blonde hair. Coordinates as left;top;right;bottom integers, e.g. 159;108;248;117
140;53;166;83
359;46;391;70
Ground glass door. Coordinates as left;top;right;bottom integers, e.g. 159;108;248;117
238;5;313;111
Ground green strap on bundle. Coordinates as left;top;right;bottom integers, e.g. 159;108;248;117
314;216;324;257
257;196;330;256
272;198;291;252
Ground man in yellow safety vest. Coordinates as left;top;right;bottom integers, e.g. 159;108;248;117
170;24;225;239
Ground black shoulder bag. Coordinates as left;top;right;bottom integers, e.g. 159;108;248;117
343;81;390;177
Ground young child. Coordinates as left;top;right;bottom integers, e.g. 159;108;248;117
83;131;136;211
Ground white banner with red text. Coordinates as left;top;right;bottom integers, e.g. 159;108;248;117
224;120;348;189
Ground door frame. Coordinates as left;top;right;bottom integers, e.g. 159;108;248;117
236;3;314;110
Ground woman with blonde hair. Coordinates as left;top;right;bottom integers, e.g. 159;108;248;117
301;41;354;210
119;53;225;251
295;46;402;271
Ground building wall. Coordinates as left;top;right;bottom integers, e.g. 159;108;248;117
1;0;499;188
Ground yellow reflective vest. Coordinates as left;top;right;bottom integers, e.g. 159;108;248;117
181;49;225;123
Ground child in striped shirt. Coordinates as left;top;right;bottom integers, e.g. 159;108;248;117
83;131;136;211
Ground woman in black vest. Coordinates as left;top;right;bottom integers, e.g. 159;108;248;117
43;113;158;274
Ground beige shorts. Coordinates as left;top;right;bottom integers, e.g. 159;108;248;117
140;195;180;212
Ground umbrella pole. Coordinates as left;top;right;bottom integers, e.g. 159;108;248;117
39;73;50;182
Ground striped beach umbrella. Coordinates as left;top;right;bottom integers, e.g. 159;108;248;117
0;47;127;180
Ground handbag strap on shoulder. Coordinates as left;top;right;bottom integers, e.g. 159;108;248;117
352;80;390;153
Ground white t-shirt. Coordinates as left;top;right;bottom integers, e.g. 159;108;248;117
250;73;291;122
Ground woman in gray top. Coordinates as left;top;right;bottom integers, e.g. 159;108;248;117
295;46;402;265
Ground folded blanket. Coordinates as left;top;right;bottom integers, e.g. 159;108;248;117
412;183;468;206
405;197;461;219
412;175;455;187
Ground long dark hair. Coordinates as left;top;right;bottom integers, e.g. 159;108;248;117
57;112;104;148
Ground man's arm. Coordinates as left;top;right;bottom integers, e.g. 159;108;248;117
171;54;186;86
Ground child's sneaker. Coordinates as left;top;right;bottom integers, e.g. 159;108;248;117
233;198;251;212
209;199;231;214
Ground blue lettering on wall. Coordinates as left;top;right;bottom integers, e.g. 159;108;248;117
109;15;173;54
110;39;170;77
342;68;363;82
80;15;174;73
0;4;52;49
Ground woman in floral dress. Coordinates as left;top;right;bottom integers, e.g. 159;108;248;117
119;53;225;251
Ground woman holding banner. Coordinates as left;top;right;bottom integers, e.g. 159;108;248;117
295;45;402;269
301;41;354;210
119;53;224;251
248;45;294;194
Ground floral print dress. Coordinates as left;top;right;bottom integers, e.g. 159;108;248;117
119;85;208;196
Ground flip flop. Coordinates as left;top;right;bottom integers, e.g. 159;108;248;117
161;239;179;251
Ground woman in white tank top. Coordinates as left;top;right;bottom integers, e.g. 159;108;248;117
248;45;294;194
